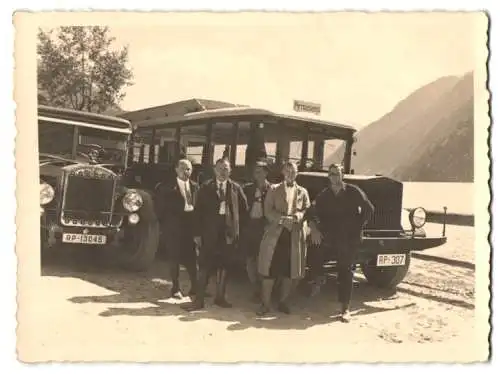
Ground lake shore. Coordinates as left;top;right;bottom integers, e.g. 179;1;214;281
402;182;474;216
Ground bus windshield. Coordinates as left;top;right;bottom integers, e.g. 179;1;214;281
39;120;129;165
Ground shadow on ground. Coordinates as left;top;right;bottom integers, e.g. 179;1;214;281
42;251;467;331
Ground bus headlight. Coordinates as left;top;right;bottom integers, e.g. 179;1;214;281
122;190;143;212
409;207;427;229
40;182;55;205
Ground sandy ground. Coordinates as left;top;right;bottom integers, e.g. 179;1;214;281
19;223;488;363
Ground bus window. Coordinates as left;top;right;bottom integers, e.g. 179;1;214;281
324;139;346;166
132;143;141;163
38;120;74;157
211;121;234;163
153;144;160;164
143;144;150;164
180;124;207;165
229;121;278;166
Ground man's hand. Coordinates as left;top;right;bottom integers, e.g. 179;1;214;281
194;236;202;248
280;216;294;231
310;223;323;246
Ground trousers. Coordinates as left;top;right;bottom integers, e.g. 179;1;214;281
314;237;359;308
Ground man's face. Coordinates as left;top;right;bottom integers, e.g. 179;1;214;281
214;159;231;181
282;163;298;183
253;166;268;183
176;160;192;180
328;166;343;188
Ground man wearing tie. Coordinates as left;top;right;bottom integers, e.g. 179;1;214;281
156;158;199;298
257;161;311;315
241;158;272;303
182;157;249;311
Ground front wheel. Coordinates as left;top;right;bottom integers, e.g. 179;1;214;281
111;190;160;272
116;219;159;272
361;253;411;289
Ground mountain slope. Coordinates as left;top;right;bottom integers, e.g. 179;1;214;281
393;74;474;182
326;72;474;182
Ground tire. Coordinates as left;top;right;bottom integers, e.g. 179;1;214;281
361;253;411;289
113;189;160;272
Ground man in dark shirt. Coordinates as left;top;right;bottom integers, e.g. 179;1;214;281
308;163;374;322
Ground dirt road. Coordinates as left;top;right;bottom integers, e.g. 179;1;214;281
19;223;487;363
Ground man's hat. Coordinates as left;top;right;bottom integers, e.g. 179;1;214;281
254;157;270;171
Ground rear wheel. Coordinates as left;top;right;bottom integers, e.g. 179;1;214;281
361;253;411;289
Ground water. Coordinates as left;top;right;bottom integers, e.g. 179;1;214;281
402;182;474;215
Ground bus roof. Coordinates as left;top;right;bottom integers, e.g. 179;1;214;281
38;105;132;133
132;106;356;137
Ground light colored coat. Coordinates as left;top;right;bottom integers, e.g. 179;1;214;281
258;182;311;279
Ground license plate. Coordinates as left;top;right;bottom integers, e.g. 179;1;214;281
376;254;406;267
62;233;107;245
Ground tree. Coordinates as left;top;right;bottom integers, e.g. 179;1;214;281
37;26;133;113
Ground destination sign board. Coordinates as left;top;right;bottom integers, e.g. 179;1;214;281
293;100;321;115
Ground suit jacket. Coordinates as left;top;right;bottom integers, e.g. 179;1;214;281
194;178;249;252
156;177;199;233
258;181;311;279
242;180;271;217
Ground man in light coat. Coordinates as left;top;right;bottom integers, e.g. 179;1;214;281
257;161;311;315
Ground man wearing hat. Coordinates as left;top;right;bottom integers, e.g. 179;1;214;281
241;158;272;302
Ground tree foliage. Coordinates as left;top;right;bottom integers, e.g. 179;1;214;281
37;26;133;113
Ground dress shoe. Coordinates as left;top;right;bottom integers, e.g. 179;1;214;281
340;309;351;323
170;289;184;299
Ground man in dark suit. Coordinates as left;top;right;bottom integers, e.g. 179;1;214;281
156;158;199;299
182;157;249;311
241;159;271;303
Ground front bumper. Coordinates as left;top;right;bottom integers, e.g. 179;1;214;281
360;235;447;253
316;229;448;264
40;213;125;248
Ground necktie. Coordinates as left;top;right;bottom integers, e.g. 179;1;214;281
286;182;294;188
218;182;224;201
185;181;193;205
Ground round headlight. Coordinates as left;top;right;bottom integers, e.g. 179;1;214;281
40;182;55;205
122;190;143;212
409;207;427;229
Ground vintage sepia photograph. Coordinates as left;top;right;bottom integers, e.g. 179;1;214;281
14;11;490;363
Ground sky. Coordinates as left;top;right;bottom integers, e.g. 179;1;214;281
108;12;479;129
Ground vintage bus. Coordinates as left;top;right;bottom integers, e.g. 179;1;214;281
121;101;448;288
